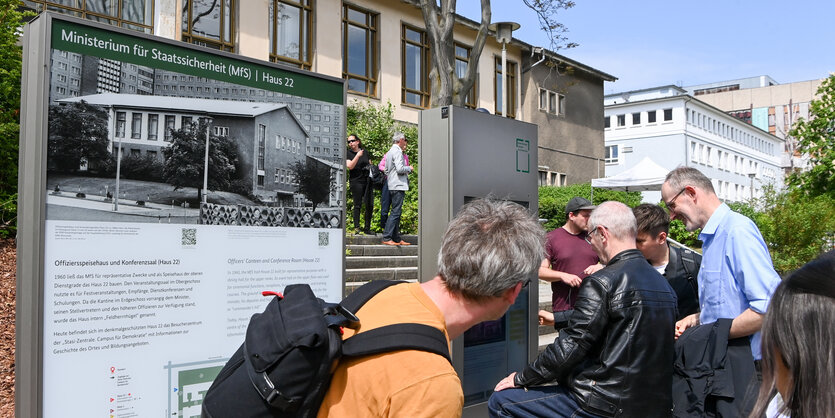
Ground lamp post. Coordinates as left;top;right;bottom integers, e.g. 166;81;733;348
489;21;520;117
202;117;213;205
110;107;123;211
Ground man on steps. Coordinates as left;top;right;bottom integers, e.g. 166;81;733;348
381;132;412;246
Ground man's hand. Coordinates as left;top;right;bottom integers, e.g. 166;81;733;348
562;273;582;287
583;263;604;275
357;149;364;157
494;372;518;392
675;313;700;339
538;310;554;326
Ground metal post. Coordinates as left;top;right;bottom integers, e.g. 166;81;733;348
501;42;507;117
114;107;122;211
203;122;210;204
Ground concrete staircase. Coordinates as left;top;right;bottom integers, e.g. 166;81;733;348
344;234;419;296
345;233;558;352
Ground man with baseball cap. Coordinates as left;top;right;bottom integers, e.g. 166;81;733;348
537;197;601;329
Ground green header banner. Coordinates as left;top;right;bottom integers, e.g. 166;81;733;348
51;19;344;105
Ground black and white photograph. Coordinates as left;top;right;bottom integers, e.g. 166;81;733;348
45;48;344;228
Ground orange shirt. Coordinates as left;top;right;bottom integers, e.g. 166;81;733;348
317;283;463;417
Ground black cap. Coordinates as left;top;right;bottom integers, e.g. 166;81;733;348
565;197;596;215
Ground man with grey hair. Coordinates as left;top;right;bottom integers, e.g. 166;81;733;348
490;201;678;417
661;166;780;368
381;132;412;246
319;199;544;417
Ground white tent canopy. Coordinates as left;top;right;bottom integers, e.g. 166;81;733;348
591;156;669;191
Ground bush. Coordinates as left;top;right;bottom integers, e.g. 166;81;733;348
539;183;642;231
119;154;164;182
753;188;835;273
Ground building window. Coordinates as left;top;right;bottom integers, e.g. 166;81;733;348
164;115;175;142
115;112;126;138
604;116;610;129
494;57;517;118
538;170;566;186
182;0;236;52
605;145;619;164
131;113;142;139
401;24;430;108
213;126;229;136
647;110;657;123
181;116;193;130
632;112;641;125
343;4;378;97
147;114;158;140
23;0;154;32
616;114;625;127
270;0;313;69
663;108;673;121
258;124;266;171
454;43;477;108
275;168;281;183
539;88;563;115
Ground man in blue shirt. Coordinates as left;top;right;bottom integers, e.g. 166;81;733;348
661;167;781;362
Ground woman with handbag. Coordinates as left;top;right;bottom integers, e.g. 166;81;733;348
346;134;373;234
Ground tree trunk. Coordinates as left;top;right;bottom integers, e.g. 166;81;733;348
420;0;490;108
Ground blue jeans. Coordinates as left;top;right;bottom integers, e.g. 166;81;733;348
382;190;404;242
379;182;390;230
488;385;602;418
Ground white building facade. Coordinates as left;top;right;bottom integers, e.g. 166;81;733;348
604;86;784;203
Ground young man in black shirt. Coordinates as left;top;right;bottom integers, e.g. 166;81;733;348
633;203;700;319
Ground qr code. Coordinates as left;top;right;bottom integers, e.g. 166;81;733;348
318;232;329;247
182;228;197;246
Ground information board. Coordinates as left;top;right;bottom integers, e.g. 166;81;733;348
18;13;346;417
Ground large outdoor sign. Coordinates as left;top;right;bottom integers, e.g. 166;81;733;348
18;13;346;417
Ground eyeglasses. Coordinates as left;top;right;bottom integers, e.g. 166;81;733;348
521;278;531;289
347;139;358;143
584;225;608;244
665;187;687;211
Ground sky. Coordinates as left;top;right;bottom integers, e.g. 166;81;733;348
456;0;835;94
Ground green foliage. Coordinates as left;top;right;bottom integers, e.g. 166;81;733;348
48;101;113;172
747;187;835;273
118;154;165;182
0;3;32;237
538;183;642;231
345;101;418;234
788;74;835;198
162;119;239;202
291;159;333;211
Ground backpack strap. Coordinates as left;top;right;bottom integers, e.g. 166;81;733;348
342;323;451;364
676;246;701;298
341;280;406;313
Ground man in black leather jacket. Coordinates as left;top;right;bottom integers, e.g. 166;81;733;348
489;202;678;418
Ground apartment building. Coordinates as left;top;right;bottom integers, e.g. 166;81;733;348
604;86;784;203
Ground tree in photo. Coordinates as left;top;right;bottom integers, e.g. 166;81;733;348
418;0;576;107
788;74;835;198
291;158;333;212
162;118;239;202
47;101;112;173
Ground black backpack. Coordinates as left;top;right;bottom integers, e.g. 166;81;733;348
201;280;450;418
368;164;385;189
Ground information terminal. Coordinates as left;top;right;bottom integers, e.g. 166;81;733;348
418;106;539;417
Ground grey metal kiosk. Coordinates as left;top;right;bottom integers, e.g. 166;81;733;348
418;106;539;416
